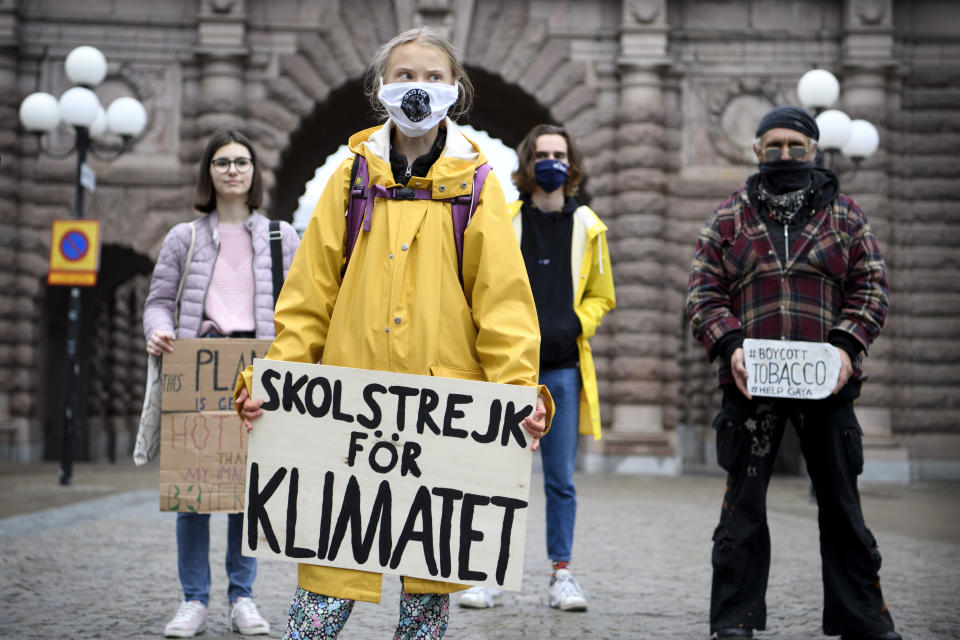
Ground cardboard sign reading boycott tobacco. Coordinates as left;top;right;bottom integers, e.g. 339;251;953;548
743;338;841;400
160;338;272;513
243;360;537;591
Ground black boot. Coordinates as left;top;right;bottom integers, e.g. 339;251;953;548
840;631;902;640
712;629;753;639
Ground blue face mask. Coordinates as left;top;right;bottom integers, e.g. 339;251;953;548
534;159;568;193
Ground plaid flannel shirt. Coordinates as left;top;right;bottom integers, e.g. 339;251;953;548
685;186;889;387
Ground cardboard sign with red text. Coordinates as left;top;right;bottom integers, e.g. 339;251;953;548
159;338;272;513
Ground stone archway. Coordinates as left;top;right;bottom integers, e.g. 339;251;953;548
267;67;556;223
270;80;370;223
244;6;610;221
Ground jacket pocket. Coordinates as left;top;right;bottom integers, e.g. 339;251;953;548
805;228;850;280
713;391;755;472
429;363;485;382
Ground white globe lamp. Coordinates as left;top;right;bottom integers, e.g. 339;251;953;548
797;69;840;110
58;86;101;128
89;106;109;140
106;97;147;137
64;45;108;87
19;92;61;132
816;109;853;150
841;119;880;160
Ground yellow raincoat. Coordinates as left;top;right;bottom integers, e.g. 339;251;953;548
510;200;615;440
235;119;552;603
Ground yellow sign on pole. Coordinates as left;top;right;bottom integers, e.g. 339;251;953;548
48;219;101;286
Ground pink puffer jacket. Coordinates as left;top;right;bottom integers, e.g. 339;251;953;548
143;211;300;341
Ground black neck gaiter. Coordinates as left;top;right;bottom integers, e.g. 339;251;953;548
758;159;815;194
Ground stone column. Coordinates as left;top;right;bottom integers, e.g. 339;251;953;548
840;0;909;483
0;0;28;460
189;0;249;141
584;0;678;474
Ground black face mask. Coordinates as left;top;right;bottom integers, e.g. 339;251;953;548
758;159;814;194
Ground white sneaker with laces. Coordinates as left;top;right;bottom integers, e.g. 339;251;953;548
457;585;504;608
164;600;207;638
230;596;270;635
548;568;588;611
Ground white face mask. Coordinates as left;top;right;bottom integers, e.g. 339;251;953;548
378;79;459;138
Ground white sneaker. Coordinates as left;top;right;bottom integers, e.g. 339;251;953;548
548;569;588;611
164;600;207;637
457;585;504;608
230;597;270;635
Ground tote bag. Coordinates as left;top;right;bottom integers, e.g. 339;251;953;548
133;222;195;464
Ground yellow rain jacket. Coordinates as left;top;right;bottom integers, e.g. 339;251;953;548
510;200;615;440
235;119;552;603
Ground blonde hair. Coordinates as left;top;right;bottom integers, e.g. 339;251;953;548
363;26;474;121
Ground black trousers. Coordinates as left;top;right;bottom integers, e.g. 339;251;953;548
709;387;896;636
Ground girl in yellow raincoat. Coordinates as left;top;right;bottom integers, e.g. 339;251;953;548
234;27;551;639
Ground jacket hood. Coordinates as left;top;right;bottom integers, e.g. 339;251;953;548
743;166;840;214
509;199;608;240
348;118;486;196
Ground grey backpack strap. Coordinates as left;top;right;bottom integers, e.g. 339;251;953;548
173;220;196;333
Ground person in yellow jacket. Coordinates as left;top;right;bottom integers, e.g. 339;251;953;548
233;27;551;640
458;124;615;613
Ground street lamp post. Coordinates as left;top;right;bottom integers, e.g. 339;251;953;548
796;68;880;175
18;45;147;485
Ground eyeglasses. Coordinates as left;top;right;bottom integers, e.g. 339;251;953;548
762;145;809;162
534;150;567;161
210;157;253;173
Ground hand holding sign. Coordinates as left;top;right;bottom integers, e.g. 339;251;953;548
742;338;842;400
522;396;547;451
236;387;263;431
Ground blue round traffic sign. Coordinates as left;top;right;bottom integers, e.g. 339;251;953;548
60;230;89;262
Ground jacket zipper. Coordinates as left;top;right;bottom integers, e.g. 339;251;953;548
784;225;789;265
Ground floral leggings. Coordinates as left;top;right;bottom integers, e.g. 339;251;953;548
282;584;449;640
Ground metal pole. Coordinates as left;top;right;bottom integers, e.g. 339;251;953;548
60;125;89;486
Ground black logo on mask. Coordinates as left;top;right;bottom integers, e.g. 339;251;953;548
401;88;431;122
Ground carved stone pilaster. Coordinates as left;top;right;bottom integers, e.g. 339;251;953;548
840;0;906;483
584;0;678;474
393;0;475;54
0;0;21;458
193;0;249;126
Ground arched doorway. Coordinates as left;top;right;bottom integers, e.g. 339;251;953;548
41;245;154;463
269;67;556;222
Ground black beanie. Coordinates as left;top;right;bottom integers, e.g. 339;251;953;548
755;105;819;141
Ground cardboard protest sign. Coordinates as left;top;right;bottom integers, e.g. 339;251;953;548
743;338;841;400
160;338;272;513
243;360;537;592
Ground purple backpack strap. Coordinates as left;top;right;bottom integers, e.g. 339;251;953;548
345;158;491;283
344;154;369;268
450;162;492;280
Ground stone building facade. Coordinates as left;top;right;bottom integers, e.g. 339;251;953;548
4;0;958;481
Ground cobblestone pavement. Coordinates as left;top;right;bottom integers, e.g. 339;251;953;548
0;463;958;639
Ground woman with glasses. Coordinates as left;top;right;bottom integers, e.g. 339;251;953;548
143;128;300;638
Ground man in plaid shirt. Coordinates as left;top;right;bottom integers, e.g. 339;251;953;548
685;106;900;640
